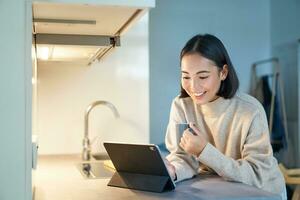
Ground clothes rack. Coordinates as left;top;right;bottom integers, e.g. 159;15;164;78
250;57;289;151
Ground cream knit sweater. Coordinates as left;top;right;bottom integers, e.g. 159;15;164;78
165;92;285;194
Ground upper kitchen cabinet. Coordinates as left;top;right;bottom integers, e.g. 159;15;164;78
32;0;155;64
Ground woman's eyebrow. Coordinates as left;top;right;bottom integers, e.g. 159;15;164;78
181;70;210;74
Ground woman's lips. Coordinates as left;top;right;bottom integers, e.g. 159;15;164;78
194;91;206;97
193;91;206;100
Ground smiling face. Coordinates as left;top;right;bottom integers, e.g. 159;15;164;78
181;53;228;105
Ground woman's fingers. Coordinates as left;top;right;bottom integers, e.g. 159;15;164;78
189;122;200;135
180;126;208;156
181;135;187;143
183;130;194;139
179;136;186;148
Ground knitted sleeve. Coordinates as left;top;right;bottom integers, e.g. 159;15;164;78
165;98;199;182
197;109;278;189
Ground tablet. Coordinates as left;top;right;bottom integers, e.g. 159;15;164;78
103;142;176;192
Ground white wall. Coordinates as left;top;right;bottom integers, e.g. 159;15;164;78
37;14;149;154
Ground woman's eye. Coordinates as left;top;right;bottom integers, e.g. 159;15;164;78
182;77;190;80
199;76;209;80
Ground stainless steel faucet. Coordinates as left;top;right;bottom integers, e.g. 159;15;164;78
82;101;120;161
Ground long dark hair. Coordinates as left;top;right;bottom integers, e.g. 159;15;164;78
179;34;239;99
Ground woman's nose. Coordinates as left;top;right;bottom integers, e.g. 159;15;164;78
191;78;201;91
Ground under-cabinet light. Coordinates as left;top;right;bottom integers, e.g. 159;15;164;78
38;46;49;60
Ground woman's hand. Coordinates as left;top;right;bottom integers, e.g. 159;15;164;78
179;123;208;157
164;159;176;181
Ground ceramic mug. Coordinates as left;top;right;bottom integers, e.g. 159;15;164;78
175;123;196;145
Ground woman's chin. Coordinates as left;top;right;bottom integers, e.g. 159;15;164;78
192;96;208;105
192;93;217;105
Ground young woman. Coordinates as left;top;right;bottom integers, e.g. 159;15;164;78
165;34;286;199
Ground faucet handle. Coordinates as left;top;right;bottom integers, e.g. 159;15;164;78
83;137;90;147
82;148;91;161
82;138;91;161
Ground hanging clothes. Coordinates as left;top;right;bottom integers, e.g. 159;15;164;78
253;75;287;152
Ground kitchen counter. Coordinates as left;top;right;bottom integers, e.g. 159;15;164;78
34;155;281;200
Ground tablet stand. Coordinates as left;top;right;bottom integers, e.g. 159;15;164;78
108;171;174;192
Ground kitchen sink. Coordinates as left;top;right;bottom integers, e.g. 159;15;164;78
91;153;110;160
77;153;114;179
78;161;114;179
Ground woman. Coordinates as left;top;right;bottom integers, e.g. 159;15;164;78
165;34;286;199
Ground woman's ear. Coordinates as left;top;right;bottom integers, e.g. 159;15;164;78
220;64;228;80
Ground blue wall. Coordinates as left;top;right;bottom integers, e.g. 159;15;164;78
149;0;271;144
270;0;300;167
0;1;32;200
271;0;300;122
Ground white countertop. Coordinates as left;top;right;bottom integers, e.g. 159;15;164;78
34;154;115;200
34;155;281;200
